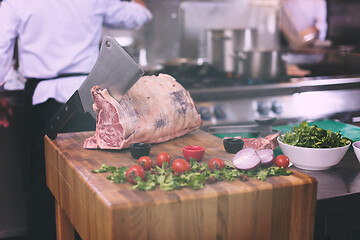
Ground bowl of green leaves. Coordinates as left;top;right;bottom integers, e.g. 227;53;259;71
277;121;352;171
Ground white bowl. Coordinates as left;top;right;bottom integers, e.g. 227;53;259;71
277;137;351;171
353;141;360;163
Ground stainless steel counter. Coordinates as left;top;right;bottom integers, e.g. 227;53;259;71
211;120;360;239
285;122;360;239
303;149;360;201
301;146;360;239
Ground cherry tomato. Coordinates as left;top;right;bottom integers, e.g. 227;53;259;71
156;152;171;167
208;158;225;170
275;155;290;168
126;165;145;184
172;159;191;173
137;156;153;170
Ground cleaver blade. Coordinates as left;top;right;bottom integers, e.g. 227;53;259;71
46;36;144;140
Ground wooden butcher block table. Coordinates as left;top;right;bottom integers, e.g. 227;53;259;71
44;130;317;240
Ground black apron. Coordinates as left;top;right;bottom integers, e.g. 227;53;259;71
23;73;88;189
22;72;89;188
24;73;90;146
24;72;88;108
23;72;91;239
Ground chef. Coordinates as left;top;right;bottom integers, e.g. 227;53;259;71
0;0;152;239
279;0;328;76
280;0;328;46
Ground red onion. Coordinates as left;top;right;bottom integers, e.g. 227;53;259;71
232;148;261;170
256;149;274;168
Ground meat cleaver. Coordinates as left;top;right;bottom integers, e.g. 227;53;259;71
46;36;144;140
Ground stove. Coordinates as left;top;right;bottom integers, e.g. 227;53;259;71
167;68;289;90
181;74;360;129
153;60;360;129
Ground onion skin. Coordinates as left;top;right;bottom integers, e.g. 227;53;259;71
232;148;261;170
257;149;274;168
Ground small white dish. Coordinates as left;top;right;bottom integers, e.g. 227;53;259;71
353;141;360;163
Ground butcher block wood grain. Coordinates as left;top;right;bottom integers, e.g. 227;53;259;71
44;130;317;240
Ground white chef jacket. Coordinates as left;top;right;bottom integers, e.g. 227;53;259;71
281;0;328;41
0;0;152;105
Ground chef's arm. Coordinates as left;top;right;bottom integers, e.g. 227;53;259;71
0;2;18;85
314;0;328;41
301;1;327;42
103;0;152;30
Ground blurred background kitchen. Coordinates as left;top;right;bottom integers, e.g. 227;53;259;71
1;0;360;239
103;0;360;130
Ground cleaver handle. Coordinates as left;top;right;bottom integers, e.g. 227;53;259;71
45;90;83;140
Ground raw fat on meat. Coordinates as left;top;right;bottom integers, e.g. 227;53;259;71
83;74;202;149
231;133;280;150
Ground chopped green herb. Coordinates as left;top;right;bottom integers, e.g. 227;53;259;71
92;159;292;191
91;164;116;173
279;121;352;148
240;166;291;181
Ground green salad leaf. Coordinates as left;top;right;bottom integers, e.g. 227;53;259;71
279;121;352;148
92;158;292;191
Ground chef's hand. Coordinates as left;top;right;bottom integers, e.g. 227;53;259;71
0;96;13;128
286;64;311;77
300;27;319;45
133;0;146;7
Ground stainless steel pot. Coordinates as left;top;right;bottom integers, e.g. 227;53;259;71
206;28;258;72
233;28;258;51
234;49;286;80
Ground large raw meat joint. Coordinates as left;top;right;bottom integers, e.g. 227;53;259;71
84;74;202;149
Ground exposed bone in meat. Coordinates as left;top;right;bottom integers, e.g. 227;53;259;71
83;74;202;149
228;133;280;150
